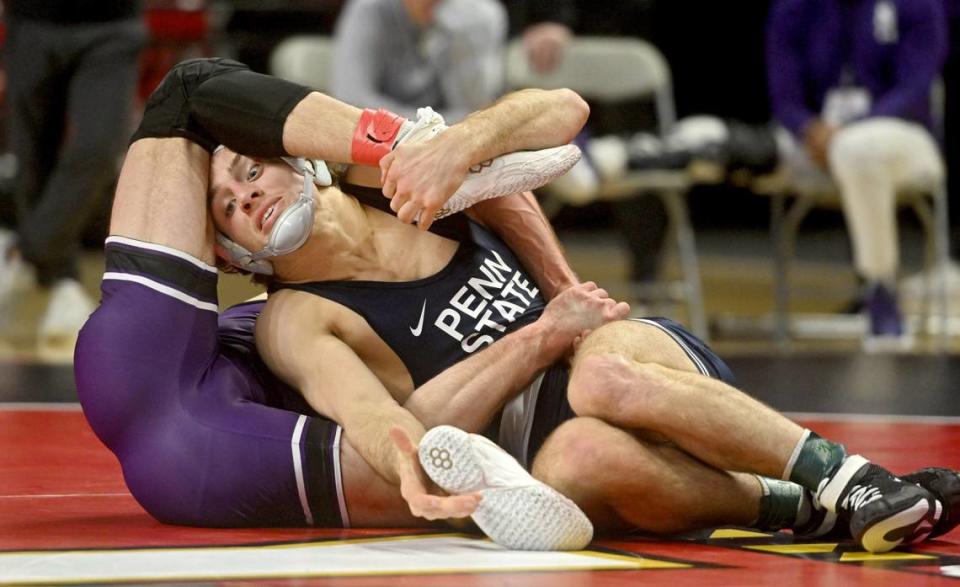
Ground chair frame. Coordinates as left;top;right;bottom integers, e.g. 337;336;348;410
506;36;707;339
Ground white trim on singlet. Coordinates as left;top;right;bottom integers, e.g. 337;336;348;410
105;236;217;273
291;415;314;526
631;318;709;376
333;426;350;528
102;273;219;313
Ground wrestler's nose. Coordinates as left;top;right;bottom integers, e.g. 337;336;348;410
239;188;262;213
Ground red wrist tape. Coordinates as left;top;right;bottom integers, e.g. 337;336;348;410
351;108;407;165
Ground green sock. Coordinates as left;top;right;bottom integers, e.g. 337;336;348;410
754;476;805;531
785;430;847;491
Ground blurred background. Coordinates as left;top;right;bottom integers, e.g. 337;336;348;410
0;0;956;359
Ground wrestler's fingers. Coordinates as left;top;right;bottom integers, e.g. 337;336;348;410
418;204;438;231
379;152;395;187
609;301;631;319
389;427;417;456
382;176;398;199
390;190;409;213
413;493;481;520
397;200;421;225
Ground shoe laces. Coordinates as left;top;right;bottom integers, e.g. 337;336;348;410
842;483;883;512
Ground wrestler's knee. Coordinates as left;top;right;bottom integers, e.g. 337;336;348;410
568;352;666;421
532;417;612;499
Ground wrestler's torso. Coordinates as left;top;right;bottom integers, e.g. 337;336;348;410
268;209;546;404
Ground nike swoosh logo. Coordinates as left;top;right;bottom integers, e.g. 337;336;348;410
409;301;427;337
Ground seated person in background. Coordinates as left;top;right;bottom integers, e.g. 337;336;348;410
766;0;948;344
331;0;506;123
202;61;960;554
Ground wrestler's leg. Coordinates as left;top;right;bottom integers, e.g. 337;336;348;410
564;320;945;552
340;434;437;528
110;138;214;260
566;320;802;478
531;416;761;534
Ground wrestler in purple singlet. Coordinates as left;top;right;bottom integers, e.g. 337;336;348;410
74;236;347;528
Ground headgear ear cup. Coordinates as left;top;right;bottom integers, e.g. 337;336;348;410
215;234;275;275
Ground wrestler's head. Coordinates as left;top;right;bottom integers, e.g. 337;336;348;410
209;146;335;276
403;0;444;26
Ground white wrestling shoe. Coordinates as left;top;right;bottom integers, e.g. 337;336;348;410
418;425;593;551
38;278;96;344
0;230;34;330
396;108;583;221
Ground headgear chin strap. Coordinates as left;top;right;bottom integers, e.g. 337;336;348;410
216;156;332;275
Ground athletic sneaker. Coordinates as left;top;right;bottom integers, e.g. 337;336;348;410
418;425;593;551
816;455;941;553
792;493;843;539
395;108;582;221
38;278;96;343
436;144;581;218
902;468;960;539
863;282;913;352
0;230;34;330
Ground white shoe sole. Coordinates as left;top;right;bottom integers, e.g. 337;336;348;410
435;145;583;219
419;425;593;551
855;498;938;553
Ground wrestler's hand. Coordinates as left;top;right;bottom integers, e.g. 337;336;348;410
537;281;630;355
131;58;248;150
379;131;472;231
389;427;481;521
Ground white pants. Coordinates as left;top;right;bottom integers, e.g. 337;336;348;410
778;118;945;281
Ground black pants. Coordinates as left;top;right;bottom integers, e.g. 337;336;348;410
6;16;146;284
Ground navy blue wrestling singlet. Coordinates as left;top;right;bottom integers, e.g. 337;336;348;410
277;219;546;387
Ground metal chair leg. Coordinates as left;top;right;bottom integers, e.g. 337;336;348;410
662;190;708;341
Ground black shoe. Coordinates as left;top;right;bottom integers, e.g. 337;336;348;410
793;494;846;540
817;455;941;553
902;468;960;539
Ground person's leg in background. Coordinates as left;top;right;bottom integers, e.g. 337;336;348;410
7;18;146;342
945;9;960;283
610;195;669;292
1;17;68;329
828;118;946;344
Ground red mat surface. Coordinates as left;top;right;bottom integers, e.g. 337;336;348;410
3;408;960;586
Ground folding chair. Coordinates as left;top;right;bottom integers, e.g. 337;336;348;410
269;35;335;90
506;37;707;339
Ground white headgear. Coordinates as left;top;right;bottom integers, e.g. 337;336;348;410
216;155;332;275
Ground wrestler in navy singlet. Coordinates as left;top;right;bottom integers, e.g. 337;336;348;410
279;220;545;387
272;186;737;465
75;237;348;528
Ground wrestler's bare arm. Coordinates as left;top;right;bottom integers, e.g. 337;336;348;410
380;88;589;223
404;282;629;432
281;92;363;165
257;289;481;521
469;192;578;300
110;139;213;261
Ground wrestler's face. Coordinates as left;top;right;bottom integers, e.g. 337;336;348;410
403;0;443;26
208;148;304;253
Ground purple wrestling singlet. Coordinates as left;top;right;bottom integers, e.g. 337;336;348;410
74;236;347;528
